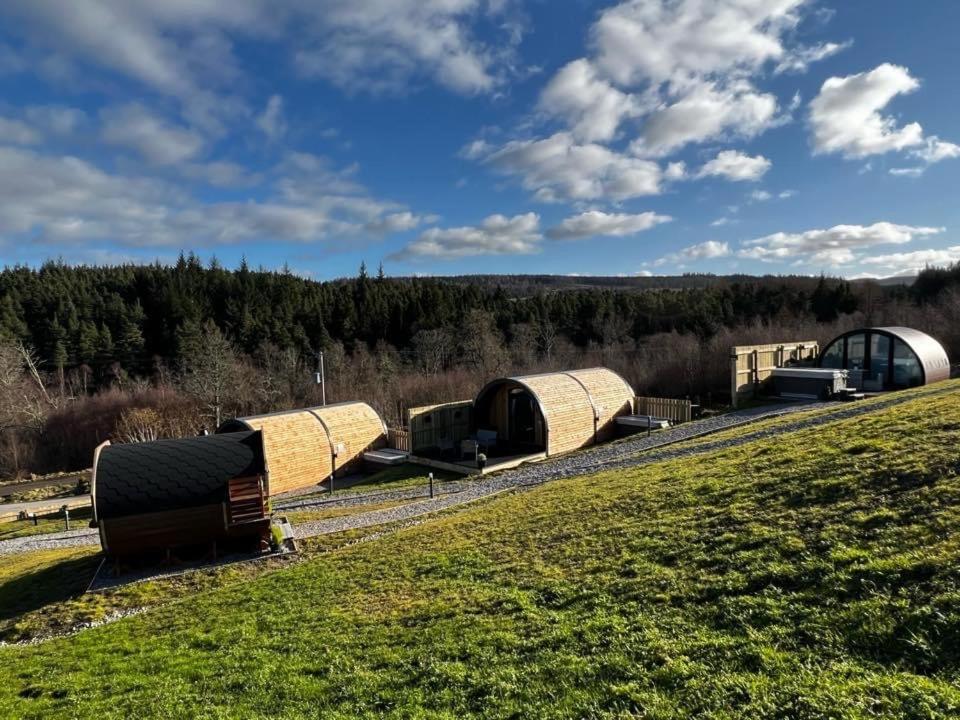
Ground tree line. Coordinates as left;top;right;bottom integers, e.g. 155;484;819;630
0;256;958;477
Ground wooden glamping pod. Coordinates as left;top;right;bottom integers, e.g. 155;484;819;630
818;327;950;391
218;401;387;496
472;368;635;457
92;431;269;557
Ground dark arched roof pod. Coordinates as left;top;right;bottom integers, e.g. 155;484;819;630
818;327;950;390
92;431;268;556
473;368;635;457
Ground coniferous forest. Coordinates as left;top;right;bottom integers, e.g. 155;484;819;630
1;256;959;477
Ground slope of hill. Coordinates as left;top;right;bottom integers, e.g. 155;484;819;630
2;382;960;718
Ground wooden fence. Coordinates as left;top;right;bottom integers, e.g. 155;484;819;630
387;428;410;452
407;400;473;454
634;396;692;424
730;340;820;407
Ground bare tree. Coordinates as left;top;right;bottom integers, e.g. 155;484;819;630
460;310;509;377
536;319;558;362
412;328;454;375
179;320;239;429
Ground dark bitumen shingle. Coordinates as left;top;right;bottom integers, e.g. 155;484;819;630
95;431;265;520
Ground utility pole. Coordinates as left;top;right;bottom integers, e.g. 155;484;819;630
315;350;327;406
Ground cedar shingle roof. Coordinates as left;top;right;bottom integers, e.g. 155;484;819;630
94;431;265;520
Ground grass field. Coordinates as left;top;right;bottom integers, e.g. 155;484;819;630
2;382;959;718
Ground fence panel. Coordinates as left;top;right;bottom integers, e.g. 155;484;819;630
387;428;410;452
407;400;473;454
730;341;819;406
634;397;692;424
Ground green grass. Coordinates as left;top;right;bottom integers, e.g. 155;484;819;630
2;381;960;718
0;507;93;541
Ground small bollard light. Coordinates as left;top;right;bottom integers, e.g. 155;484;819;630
428;472;434;499
31;513;38;526
62;505;70;530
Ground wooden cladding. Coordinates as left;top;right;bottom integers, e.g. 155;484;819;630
237;410;334;496
635;396;692;424
730;341;819;407
225;401;387;497
474;368;636;458
566;367;635;442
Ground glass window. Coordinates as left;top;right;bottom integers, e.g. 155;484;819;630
892;339;923;387
846;333;866;370
820;339;844;368
868;333;891;390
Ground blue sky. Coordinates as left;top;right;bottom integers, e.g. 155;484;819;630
0;0;958;279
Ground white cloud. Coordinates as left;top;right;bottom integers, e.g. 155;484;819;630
0;0;520;130
774;40;852;74
912;136;960;164
293;0;521;95
471;1;840;201
888;167;924;179
0;116;40;145
890;137;960;177
741;222;944;266
0;145;419;249
591;0;804;88
655;240;731;266
538;59;638;142
24;105;86;136
100;104;204;165
697;150;771;182
861;246;960;274
632;81;779;157
365;211;426;234
750;190;773;201
711;217;733;227
392;213;541;259
475;132;665;202
256;95;286;140
778;189;797;199
809;63;925;158
546;210;671;240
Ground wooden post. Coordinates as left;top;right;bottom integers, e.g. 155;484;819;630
429;472;434;499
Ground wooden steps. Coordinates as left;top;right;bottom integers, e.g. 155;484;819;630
227;476;266;525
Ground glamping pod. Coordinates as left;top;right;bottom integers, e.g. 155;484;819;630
218;401;387;496
818;327;950;391
473;368;635;457
92;431;269;557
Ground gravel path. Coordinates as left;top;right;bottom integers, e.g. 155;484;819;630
293;387;957;540
0;527;99;556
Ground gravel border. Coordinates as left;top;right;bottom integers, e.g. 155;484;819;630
0;528;99;556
